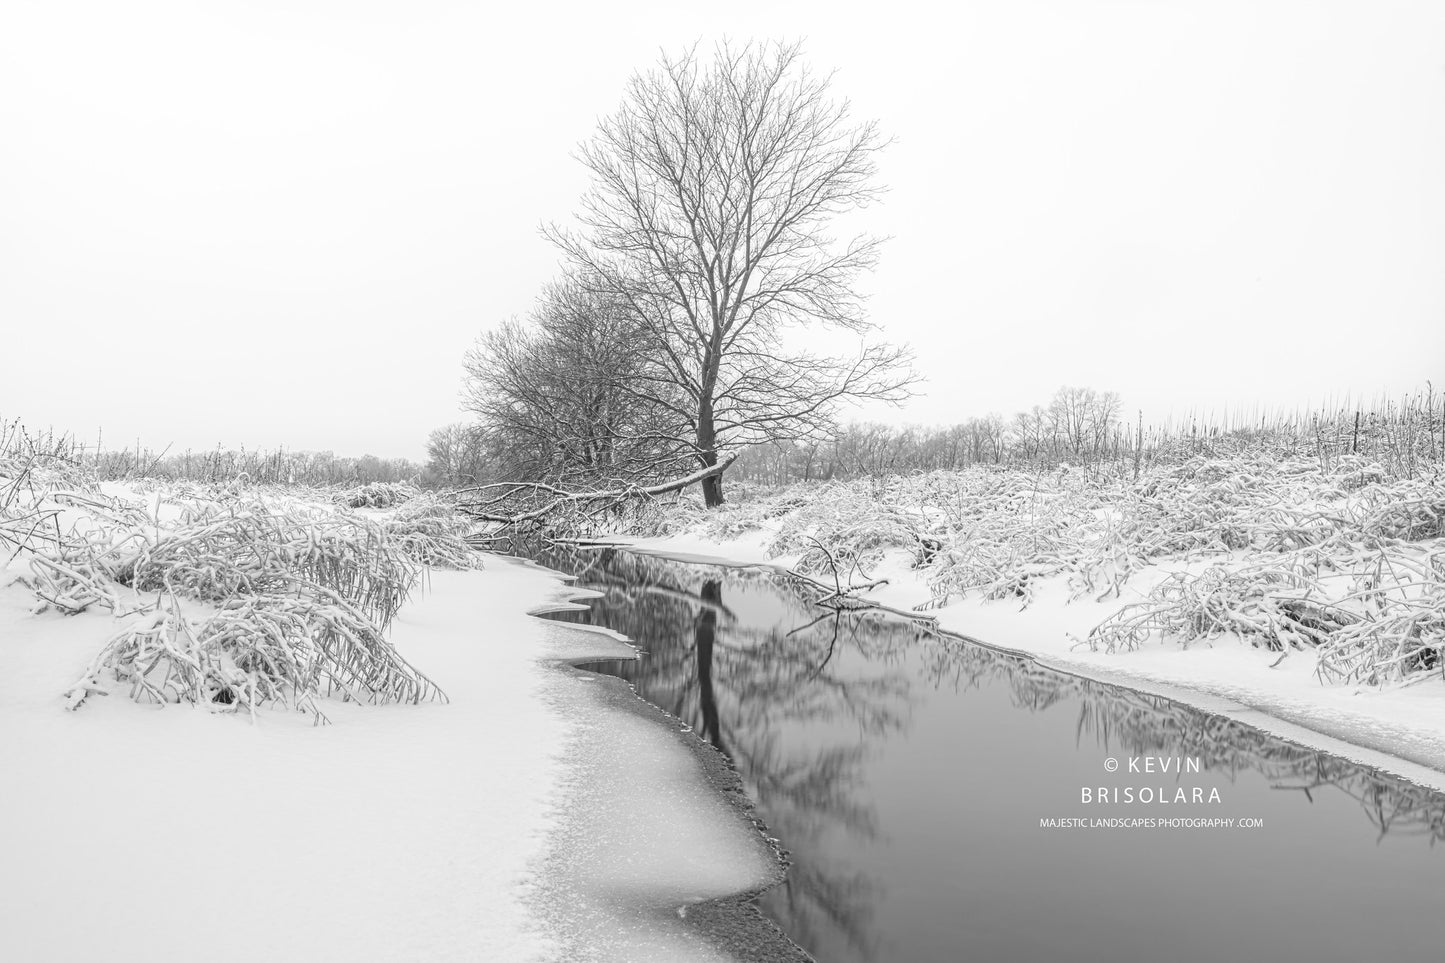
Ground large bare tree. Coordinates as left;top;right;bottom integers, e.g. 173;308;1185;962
548;41;916;506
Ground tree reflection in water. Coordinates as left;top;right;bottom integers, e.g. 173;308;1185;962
527;544;1445;960
535;544;906;958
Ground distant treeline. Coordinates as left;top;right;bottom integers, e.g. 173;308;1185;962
13;380;1439;494
421;385;1443;490
725;386;1445;485
0;422;426;488
87;447;426;487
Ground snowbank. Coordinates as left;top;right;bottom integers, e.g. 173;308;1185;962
0;559;568;961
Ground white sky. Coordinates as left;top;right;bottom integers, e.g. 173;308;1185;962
3;0;1443;461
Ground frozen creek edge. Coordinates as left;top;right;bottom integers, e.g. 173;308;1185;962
514;554;814;963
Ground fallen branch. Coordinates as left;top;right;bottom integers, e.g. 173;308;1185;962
456;452;739;529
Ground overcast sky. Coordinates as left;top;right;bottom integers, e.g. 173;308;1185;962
4;0;1443;461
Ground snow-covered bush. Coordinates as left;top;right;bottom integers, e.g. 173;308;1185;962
376;496;481;569
66;590;442;722
0;427;96;558
595;492;706;538
11;484;471;720
765;479;925;576
1081;524;1445;686
108;500;418;627
696;493;781;541
334;481;417;509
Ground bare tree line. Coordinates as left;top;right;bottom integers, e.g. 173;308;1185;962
425;384;1120;488
727;386;1121;483
726;385;1445;485
65;439;423;487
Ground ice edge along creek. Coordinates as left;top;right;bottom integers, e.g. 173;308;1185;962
516;553;813;963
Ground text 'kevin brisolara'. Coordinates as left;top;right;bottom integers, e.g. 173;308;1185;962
1082;786;1222;804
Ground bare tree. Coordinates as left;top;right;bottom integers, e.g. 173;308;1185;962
1047;386;1121;461
463;276;690;485
1011;406;1049;462
548;41;917;506
424;423;489;487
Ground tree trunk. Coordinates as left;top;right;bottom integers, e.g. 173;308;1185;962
701;464;725;507
697;402;725;507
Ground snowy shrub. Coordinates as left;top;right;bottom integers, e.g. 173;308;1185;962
899;470;1122;605
0;432;97;558
598;492;706;538
1352;482;1445;541
114;500;419;628
697;495;778;541
334;481;417;509
376;496;480;569
698;507;766;541
765;479;924;576
65;591;442;722
1082;562;1321;653
13;485;461;720
1329;454;1388;492
1082;541;1445;686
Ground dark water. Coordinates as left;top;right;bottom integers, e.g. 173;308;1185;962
530;545;1445;963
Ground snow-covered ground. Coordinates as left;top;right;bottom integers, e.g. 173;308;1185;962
610;525;1445;794
0;487;780;962
5;459;1440;958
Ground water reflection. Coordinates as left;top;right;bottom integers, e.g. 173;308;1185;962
962;648;1445;845
527;544;1445;963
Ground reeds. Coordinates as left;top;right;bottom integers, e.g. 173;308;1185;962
36;497;453;720
379;496;481;569
117;501;420;627
334;481;418;509
763;480;924;576
65;590;444;723
0;421;94;559
1080;472;1445;685
2;454;467;719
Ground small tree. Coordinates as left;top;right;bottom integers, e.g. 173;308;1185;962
424;423;489;488
1047;386;1121;462
549;41;916;506
463;276;690;485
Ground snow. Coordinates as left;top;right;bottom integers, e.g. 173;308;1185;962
610;527;1445;793
520;598;782;962
1;559;568;961
0;493;779;961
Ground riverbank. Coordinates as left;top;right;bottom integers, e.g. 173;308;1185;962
0;554;567;960
544;542;1445;963
606;525;1445;793
0;478;792;961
